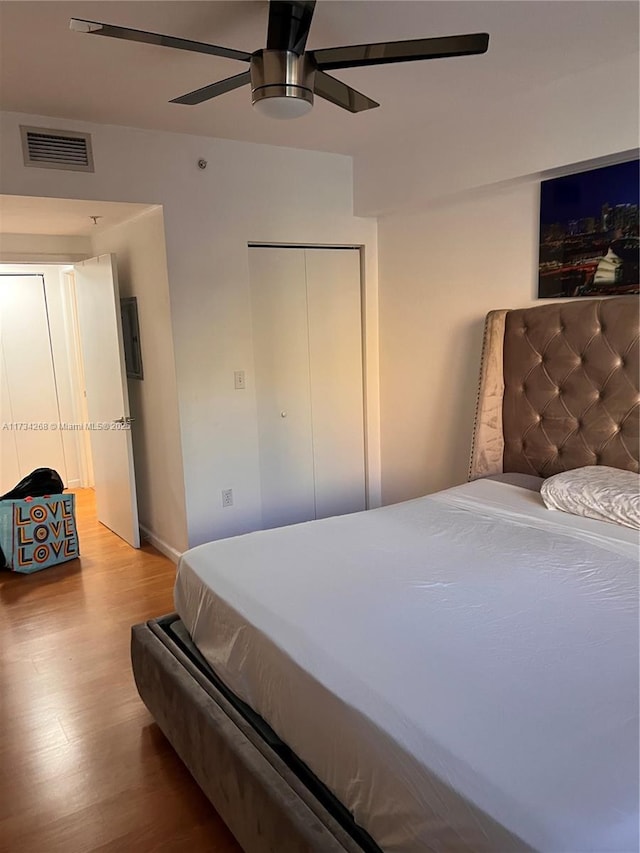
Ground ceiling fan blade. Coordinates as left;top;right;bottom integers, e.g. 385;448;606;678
314;71;379;113
170;71;252;105
310;32;489;70
266;1;316;54
69;18;252;63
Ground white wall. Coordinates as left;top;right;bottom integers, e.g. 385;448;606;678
355;51;639;504
0;112;378;546
91;209;188;558
376;185;539;503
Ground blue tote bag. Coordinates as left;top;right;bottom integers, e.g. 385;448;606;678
0;494;80;573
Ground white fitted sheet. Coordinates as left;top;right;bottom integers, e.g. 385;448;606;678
174;480;639;853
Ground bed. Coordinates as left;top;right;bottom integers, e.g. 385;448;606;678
132;296;639;853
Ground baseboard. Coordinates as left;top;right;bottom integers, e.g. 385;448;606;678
139;525;182;565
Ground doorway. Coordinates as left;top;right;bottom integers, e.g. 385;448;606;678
0;193;188;560
0;260;139;547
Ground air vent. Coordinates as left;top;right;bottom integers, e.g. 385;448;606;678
20;126;94;172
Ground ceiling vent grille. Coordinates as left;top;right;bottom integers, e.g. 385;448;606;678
20;126;94;172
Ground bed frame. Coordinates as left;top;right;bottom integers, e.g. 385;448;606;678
132;615;369;852
132;296;639;853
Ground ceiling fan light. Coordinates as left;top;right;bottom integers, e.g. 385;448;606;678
250;49;314;119
253;93;313;120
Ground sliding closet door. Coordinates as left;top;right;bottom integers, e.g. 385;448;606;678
249;246;365;529
0;275;66;490
305;249;365;519
249;248;316;528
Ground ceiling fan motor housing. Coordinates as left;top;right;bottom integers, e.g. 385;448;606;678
250;49;315;109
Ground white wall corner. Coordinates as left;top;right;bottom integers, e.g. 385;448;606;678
139;524;182;565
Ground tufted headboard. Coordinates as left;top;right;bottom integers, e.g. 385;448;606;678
469;297;639;480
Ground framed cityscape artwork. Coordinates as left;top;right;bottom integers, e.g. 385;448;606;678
538;159;639;298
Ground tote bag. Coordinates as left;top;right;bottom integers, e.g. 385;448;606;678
0;494;79;573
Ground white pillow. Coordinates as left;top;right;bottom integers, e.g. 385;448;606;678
540;466;640;530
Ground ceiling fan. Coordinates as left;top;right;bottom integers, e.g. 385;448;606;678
70;1;489;120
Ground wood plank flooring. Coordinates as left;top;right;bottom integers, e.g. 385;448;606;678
0;489;242;853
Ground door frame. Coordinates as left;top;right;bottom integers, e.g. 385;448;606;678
62;268;94;488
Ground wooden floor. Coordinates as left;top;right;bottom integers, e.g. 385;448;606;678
0;490;241;853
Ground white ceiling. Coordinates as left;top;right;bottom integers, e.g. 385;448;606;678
0;195;155;235
0;1;638;155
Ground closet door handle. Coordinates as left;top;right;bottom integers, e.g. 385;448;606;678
280;411;287;418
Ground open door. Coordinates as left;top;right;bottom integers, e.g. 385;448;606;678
73;255;140;547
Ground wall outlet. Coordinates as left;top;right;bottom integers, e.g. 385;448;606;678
234;370;246;390
221;488;233;508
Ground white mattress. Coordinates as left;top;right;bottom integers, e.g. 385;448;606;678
174;479;639;853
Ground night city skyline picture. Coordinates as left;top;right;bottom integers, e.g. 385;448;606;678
538;159;639;298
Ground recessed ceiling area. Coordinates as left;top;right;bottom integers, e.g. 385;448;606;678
0;1;638;155
0;195;156;236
